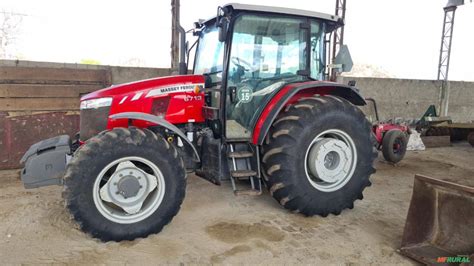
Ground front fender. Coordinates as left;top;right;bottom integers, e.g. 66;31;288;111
252;82;366;145
109;112;200;162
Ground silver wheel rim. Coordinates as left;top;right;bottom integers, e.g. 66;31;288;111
304;129;357;192
92;156;165;224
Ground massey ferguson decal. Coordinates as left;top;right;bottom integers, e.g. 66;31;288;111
146;83;204;98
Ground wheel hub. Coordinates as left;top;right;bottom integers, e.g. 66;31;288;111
308;138;352;183
98;160;158;216
117;175;141;198
305;129;357;192
324;151;340;170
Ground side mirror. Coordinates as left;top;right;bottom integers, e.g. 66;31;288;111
193;21;204;36
193;21;203;29
217;17;229;42
334;45;353;72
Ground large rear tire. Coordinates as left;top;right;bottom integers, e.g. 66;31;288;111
63;127;186;241
262;95;376;216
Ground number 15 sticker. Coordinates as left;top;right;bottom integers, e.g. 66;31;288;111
237;87;253;103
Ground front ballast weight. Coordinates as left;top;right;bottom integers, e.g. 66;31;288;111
20;135;72;189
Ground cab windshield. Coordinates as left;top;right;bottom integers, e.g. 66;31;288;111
194;24;224;82
193;13;327;139
225;14;326;138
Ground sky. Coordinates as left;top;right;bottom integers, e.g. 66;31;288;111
1;0;473;81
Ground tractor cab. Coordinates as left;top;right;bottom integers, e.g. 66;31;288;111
193;4;344;141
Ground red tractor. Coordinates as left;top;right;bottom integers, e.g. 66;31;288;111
20;4;376;241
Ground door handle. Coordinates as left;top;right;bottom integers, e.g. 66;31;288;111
229;86;237;103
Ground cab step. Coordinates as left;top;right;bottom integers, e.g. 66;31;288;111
228;151;253;159
231;170;257;178
234;189;262;196
228;143;262;196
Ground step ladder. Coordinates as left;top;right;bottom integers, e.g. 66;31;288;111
228;143;262;196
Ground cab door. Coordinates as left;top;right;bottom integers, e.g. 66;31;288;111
224;14;308;140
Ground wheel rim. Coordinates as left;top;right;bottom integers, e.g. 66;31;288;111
304;129;357;192
92;156;165;224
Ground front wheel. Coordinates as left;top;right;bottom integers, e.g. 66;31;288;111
63;127;186;241
262;95;376;216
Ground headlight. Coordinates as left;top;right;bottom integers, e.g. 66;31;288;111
80;97;113;110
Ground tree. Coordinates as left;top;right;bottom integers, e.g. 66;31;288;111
0;10;24;59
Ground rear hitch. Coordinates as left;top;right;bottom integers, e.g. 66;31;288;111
20;135;72;189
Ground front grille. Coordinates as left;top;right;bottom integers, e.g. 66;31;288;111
79;106;110;141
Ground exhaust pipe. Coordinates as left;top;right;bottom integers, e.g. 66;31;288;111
171;0;187;75
177;24;187;75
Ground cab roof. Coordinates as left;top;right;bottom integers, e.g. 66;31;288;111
224;3;341;23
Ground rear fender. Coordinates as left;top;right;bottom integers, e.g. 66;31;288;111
109;112;200;162
252;82;366;145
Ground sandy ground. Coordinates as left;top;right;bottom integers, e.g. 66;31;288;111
0;143;473;265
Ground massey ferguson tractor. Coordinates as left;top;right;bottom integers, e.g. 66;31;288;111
20;4;376;241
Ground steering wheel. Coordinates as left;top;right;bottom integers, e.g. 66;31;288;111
231;56;253;72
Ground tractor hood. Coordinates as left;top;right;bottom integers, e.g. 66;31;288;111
78;74;206;140
81;74;205;101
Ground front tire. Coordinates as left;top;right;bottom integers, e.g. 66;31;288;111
262;95;376;216
63;127;186;241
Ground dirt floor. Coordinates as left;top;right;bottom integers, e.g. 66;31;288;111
0;143;473;264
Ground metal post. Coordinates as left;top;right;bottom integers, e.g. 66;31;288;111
171;0;180;71
437;6;456;81
437;6;457;116
330;0;346;81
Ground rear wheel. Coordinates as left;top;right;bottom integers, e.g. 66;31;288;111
382;130;408;163
63;127;186;241
262;95;376;216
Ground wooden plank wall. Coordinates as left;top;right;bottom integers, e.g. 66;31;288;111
0;66;111;169
0;66;110;111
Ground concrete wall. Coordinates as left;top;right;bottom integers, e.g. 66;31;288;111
109;66;173;84
341;77;474;123
447;81;474;122
0;59;173;85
